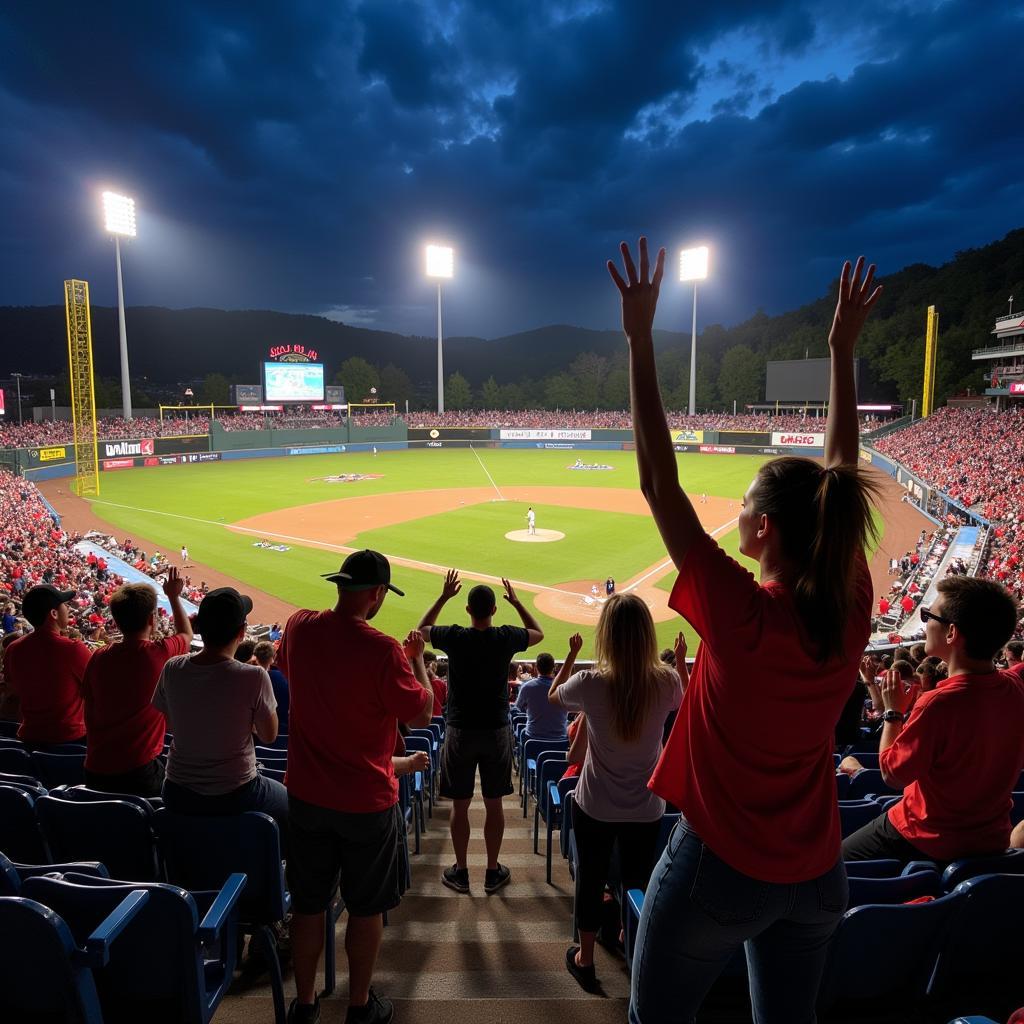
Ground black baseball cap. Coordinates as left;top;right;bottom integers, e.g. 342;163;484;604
193;587;253;636
22;585;76;626
322;549;404;596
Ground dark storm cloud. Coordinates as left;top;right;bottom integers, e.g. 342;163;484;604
0;0;1021;338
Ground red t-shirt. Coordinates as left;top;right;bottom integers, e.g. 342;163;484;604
278;609;432;814
4;629;91;743
430;675;448;717
82;634;189;774
878;598;890;615
1007;661;1024;683
883;670;1024;859
901;595;914;614
649;532;872;883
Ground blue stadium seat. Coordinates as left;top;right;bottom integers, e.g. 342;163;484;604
22;871;245;1024
816;889;963;1013
0;720;20;738
0;850;108;896
154;809;294;1021
846;768;902;800
848;869;942;906
532;752;567;852
941;848;1024;890
30;750;86;788
0;769;47;795
929;873;1024;1015
405;734;435;814
522;738;569;816
0;783;51;862
0;889;149;1024
544;776;577;885
36;795;160;881
0;746;33;775
839;800;885;838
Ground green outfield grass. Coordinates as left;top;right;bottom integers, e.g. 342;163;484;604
83;447;774;649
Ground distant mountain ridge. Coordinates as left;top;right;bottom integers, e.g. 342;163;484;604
2;226;1021;407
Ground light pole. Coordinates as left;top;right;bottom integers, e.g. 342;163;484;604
425;244;454;414
102;191;137;421
12;373;23;426
679;246;709;416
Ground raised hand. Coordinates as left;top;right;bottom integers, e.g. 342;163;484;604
859;654;879;683
607;237;666;342
568;632;584;657
162;565;184;600
502;578;520;606
674;630;688;665
441;569;461;601
880;667;912;715
403;629;425;661
828;256;882;354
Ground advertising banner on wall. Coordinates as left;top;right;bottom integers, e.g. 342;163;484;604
700;445;736;454
102;458;135;470
770;432;826;448
101;438;154;459
672;429;704;443
408;428;492;442
38;446;68;462
499;429;592;441
1010;382;1024;395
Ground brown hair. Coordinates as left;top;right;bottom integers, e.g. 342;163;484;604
108;583;157;634
253;641;275;667
593;594;676;743
935;577;1019;661
235;639;257;663
752;457;881;663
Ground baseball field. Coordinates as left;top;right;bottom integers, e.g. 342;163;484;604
39;446;920;654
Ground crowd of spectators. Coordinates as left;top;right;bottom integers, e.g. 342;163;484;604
0;415;208;448
3;407;898;449
874;406;1024;598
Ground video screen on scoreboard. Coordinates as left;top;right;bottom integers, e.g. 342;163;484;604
262;362;325;403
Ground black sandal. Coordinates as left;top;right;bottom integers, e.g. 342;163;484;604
565;945;600;994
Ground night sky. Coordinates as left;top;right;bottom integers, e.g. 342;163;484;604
1;1;1021;339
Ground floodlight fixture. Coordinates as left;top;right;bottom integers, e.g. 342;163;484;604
679;245;710;415
679;245;708;282
425;244;455;413
101;190;137;419
102;191;137;237
425;244;454;279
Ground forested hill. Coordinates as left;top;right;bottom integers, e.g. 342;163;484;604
1;227;1020;411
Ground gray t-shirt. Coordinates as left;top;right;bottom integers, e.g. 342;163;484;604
153;655;276;796
557;668;681;822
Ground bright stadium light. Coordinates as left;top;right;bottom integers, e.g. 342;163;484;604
425;244;454;413
679;245;710;415
102;190;137;419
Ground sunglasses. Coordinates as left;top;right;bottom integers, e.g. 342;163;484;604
920;606;955;627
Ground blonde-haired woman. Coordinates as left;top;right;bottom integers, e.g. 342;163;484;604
548;596;683;992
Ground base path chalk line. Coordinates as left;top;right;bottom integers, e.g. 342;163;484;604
469;444;505;502
619;516;739;594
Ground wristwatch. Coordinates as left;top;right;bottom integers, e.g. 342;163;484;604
881;709;905;724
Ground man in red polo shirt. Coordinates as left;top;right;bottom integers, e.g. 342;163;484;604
844;576;1024;863
878;595;890;617
3;584;90;746
82;567;192;796
278;549;433;1024
1004;641;1024;682
900;592;915;616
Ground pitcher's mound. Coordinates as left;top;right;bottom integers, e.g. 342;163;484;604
505;529;565;543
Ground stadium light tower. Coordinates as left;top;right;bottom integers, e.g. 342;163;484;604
425;244;454;414
679;245;709;416
102;191;137;421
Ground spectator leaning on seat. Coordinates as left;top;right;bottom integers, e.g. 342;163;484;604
277;549;433;1024
419;569;543;896
153;587;288;837
610;241;881;1023
550;611;683;994
82;568;193;797
843;576;1024;864
253;640;289;732
515;651;567;741
4;584;90;746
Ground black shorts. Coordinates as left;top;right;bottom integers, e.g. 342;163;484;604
286;795;404;917
439;725;513;800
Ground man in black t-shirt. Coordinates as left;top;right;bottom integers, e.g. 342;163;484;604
419;570;543;894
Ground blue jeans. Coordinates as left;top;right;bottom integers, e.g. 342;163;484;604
629;819;847;1024
162;773;290;853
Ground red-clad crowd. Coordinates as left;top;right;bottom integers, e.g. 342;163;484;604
0;415;207;448
875;406;1024;597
